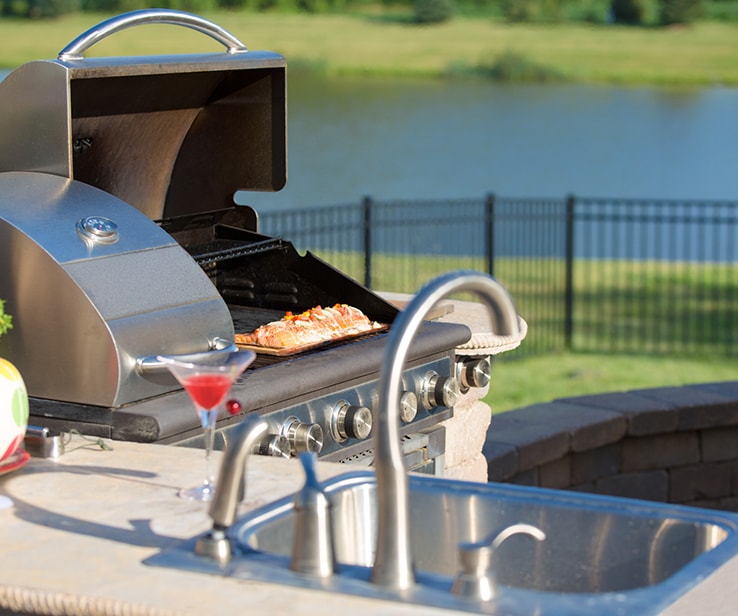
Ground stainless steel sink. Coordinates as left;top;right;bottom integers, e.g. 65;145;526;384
146;470;738;614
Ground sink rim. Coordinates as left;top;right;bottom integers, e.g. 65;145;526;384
146;470;738;615
238;469;738;553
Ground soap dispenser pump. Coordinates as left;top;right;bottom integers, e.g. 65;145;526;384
290;452;336;578
451;523;545;601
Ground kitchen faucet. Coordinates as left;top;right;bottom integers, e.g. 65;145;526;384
371;270;521;589
195;415;270;563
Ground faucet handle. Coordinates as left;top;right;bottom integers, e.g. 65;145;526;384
451;523;545;602
289;452;336;578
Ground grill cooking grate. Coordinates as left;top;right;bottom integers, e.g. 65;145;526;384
189;236;288;267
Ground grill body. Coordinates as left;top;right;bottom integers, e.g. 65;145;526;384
0;12;471;468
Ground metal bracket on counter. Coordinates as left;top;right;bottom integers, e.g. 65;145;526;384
24;425;65;459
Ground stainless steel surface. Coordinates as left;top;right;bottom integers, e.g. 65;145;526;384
457;356;491;393
289;453;336;577
281;418;324;455
254;434;291;458
57;9;248;61
23;425;65;459
1;10;471;472
206;415;269;533
331;400;372;443
136;338;238;375
451;523;545;601
173;354;457;463
147;471;738;614
398;392;418;423
0;10;288;408
0;11;286;220
372;271;520;590
0;171;233;407
419;370;459;410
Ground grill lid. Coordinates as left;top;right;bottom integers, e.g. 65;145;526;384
0;9;287;221
0;170;235;408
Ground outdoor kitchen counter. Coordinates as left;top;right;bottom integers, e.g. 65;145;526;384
0;436;456;616
0;436;735;616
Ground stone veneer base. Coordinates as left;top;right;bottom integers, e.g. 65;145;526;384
483;381;738;511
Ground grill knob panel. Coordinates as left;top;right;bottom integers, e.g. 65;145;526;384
281;417;324;455
421;371;460;410
456;356;492;393
331;400;373;442
399;391;418;423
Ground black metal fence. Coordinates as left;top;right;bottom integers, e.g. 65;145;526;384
257;195;738;359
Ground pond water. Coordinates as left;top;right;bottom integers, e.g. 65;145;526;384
2;68;737;210
249;74;738;212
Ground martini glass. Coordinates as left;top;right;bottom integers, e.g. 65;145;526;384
157;349;256;502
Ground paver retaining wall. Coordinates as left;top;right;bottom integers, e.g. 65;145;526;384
483;381;738;511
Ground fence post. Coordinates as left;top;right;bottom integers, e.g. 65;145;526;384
362;195;373;289
485;193;495;277
564;195;575;350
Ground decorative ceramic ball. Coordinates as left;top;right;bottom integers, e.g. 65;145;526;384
0;358;29;461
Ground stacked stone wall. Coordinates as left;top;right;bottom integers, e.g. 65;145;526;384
483;382;738;511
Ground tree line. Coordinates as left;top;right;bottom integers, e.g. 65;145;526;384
0;0;730;30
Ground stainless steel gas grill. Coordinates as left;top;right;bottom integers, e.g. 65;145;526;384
0;10;473;472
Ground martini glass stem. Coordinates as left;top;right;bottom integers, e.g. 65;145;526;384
201;408;218;496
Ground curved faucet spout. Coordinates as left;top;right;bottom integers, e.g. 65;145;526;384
371;270;520;590
209;415;270;529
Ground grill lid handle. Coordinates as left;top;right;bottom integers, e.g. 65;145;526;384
136;337;239;376
58;9;249;61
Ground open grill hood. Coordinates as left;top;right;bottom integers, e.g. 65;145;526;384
0;13;287;219
0;11;290;407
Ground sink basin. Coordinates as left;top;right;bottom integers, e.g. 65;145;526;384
146;470;738;614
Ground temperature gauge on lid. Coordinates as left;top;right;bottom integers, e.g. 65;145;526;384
76;215;119;245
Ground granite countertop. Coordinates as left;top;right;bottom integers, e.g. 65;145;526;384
0;436;453;616
0;434;736;616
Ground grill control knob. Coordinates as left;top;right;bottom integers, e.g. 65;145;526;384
421;371;460;410
331;400;373;442
399;391;418;423
456;356;492;393
253;434;291;459
281;417;324;455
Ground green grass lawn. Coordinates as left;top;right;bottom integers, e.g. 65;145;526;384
1;12;738;85
303;249;738;413
486;350;738;413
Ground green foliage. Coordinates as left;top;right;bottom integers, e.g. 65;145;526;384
413;0;455;23
610;0;648;23
479;49;564;81
0;300;12;339
1;0;80;17
0;0;727;26
13;0;217;14
659;0;703;23
562;0;612;23
704;0;738;21
503;0;563;22
612;0;660;23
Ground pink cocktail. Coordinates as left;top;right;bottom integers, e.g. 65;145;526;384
158;350;256;502
183;374;233;411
